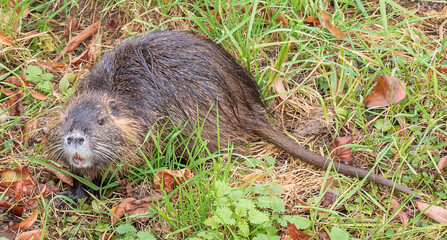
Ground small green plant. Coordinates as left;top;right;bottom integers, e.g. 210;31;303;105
114;223;156;240
25;65;53;93
59;72;78;98
204;180;311;239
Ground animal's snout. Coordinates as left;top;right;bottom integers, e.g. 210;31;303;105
66;136;85;145
64;131;87;146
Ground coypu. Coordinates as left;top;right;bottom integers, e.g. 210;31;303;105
49;30;414;203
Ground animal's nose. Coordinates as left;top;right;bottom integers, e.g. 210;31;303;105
66;136;85;146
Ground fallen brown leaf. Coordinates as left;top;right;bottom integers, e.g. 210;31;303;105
20;30;41;44
9;209;39;231
0;200;24;216
7;92;24;117
17;119;38;142
153;168;192;193
320;10;346;38
281;235;293;240
438;155;447;171
391;199;409;225
5;0;29;29
0;179;36;189
4;75;24;87
239;6;288;26
63;19;79;39
364;75;406;108
44;167;73;186
1;86;19;96
0;166;32;182
111;195;162;223
321;190;337;208
241;171;266;187
426;66;447;82
272;77;288;101
416;201;447;223
108;20;119;29
15;229;48;240
303;16;321;27
116;179;132;196
70;32;102;66
0;32;14;45
319;231;331;240
99;233;113;240
330;135;353;164
56;21;100;61
88;32;102;62
39;61;65;72
287;222;312;240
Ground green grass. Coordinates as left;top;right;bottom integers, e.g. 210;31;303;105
1;0;447;239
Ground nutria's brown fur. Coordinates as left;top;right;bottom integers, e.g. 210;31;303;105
49;30;414;201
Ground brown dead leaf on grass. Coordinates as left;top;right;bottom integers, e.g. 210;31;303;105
321;10;346;38
7;92;24;117
281;235;293;240
287;222;312;240
364;75;406;108
427;67;447;82
0;32;14;45
0;200;24;216
44;167;73;186
241;171;266;187
19;30;41;44
438;155;447;171
99;233;113;240
0;166;32;182
56;21;100;61
108;20;119;29
153;168;192;193
30;91;46;101
5;0;30;29
38;61;65;72
3;75;26;87
391;199;409;225
70;32;102;67
9;209;38;231
319;231;331;240
416;201;447;223
321;190;337;208
272;77;288;101
63;19;79;38
116;179;132;196
239;6;288;27
15;229;48;240
17;119;38;142
303;16;321;27
330;135;353;164
111;195;162;223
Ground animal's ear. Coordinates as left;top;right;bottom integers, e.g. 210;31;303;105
109;101;119;116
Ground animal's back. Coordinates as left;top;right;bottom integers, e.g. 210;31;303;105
82;30;267;150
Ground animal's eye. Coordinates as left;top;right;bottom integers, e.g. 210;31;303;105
109;101;117;111
98;118;105;126
109;101;119;116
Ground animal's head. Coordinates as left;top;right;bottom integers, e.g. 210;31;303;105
48;92;142;177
